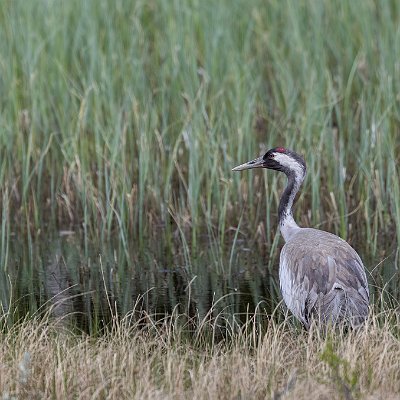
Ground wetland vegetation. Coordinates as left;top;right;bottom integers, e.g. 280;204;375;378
0;0;399;398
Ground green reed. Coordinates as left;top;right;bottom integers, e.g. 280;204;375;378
0;0;399;323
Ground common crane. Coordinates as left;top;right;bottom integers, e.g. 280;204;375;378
232;147;369;329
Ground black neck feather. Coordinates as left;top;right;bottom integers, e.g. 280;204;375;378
278;172;299;224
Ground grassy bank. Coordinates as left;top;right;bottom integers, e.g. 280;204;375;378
0;309;399;399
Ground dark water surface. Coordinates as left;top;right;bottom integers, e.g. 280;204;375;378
0;232;398;332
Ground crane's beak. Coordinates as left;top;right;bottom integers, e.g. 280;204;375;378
232;156;265;171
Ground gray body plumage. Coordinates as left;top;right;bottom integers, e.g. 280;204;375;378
233;147;370;329
279;228;369;329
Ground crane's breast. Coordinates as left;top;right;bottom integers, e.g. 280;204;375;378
279;250;310;325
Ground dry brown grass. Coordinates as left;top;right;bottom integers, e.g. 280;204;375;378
0;309;399;399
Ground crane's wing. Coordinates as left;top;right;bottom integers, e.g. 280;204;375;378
279;228;369;328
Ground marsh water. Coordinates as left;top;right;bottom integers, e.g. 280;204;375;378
0;230;398;332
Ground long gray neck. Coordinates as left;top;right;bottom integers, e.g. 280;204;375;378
278;172;304;242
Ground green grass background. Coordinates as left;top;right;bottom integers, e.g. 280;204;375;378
0;0;399;325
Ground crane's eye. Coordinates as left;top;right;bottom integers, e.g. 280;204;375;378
263;152;274;161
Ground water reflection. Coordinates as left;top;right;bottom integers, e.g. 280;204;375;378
0;233;398;332
44;252;74;323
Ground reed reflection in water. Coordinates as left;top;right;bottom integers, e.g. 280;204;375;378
0;233;398;333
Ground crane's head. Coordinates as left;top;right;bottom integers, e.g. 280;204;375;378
232;147;306;179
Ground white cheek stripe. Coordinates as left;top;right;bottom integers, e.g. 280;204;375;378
274;153;304;179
